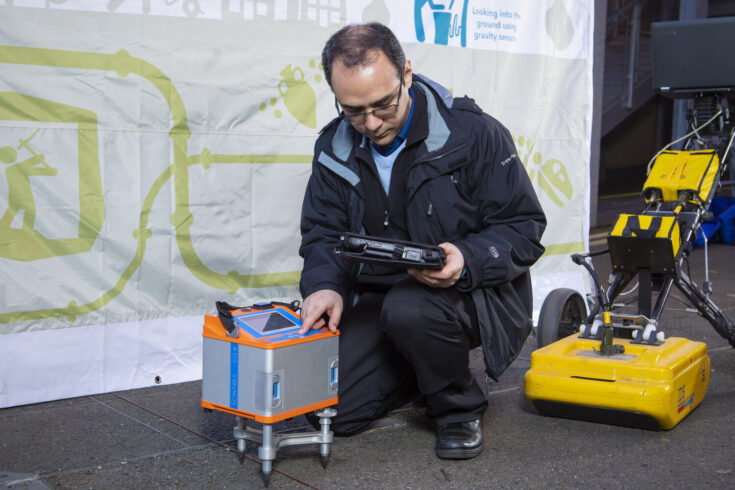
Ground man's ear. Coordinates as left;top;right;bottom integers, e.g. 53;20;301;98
403;60;413;89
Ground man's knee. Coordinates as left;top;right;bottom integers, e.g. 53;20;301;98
380;279;458;342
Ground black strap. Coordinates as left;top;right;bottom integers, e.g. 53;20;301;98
215;301;238;335
624;216;662;239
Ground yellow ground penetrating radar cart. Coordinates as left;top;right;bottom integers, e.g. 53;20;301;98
526;17;735;430
526;146;735;429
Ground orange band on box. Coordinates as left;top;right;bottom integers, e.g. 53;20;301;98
201;397;338;424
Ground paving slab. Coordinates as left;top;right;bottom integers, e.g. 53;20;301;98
1;241;733;489
0;472;51;489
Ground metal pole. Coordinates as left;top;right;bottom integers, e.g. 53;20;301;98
624;2;642;109
671;0;708;149
589;0;608;228
260;424;273;485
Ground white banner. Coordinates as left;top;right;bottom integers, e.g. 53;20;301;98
0;0;593;407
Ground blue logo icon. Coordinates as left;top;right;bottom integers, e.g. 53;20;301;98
414;0;469;47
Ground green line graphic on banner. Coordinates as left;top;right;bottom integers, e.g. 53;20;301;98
542;242;585;257
0;45;309;325
0;93;103;261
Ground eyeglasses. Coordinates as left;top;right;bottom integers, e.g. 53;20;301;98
335;78;404;125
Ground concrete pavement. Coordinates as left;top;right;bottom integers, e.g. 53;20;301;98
2;240;734;489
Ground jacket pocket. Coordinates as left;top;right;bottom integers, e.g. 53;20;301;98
412;173;477;243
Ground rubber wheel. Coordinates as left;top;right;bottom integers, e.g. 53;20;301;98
536;288;587;349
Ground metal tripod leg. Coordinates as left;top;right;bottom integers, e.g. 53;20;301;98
318;407;335;468
259;424;274;486
232;408;338;487
235;417;247;464
676;268;735;347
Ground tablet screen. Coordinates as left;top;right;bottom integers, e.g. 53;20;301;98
239;310;297;334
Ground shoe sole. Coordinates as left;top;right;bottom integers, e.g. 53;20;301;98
435;444;484;460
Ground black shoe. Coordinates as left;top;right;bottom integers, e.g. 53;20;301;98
435;418;484;459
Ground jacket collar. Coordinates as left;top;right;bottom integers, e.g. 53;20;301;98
412;77;452;153
332;117;353;162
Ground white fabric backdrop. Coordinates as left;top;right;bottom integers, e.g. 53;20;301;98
0;0;593;408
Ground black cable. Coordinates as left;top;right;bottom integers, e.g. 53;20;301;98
586;248;610;257
572;254;610;309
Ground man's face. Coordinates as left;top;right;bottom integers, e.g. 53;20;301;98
331;49;412;146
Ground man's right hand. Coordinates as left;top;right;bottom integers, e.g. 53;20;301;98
299;289;343;334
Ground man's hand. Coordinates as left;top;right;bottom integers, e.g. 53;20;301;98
299;289;343;334
408;242;465;288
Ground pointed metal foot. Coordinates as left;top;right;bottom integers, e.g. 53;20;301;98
320;453;330;469
237;451;246;465
262;471;272;487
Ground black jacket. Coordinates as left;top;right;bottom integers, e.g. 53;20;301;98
299;75;546;379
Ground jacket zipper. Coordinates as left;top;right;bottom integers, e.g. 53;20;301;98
424;199;447;239
412;142;467;167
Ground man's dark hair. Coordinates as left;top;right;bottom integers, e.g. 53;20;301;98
321;23;405;88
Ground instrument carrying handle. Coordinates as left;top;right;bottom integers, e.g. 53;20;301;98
215;301;238;335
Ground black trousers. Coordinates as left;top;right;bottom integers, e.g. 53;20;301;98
320;276;488;435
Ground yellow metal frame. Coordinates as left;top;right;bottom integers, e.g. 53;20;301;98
643;150;720;204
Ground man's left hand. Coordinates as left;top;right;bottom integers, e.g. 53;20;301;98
408;242;465;288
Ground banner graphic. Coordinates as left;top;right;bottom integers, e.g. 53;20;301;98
0;0;594;407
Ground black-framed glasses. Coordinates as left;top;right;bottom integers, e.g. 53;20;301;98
335;78;404;125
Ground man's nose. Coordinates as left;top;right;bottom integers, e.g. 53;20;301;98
364;113;382;131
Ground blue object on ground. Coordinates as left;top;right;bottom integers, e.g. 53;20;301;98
694;221;721;247
716;198;735;245
693;196;735;247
